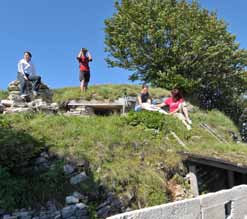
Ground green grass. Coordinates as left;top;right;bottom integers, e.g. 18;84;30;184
0;90;8;99
1;107;246;211
52;84;170;103
1;84;247;213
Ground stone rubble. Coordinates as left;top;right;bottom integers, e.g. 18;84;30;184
1;198;90;219
0;148;130;219
96;193;124;219
0;80;58;115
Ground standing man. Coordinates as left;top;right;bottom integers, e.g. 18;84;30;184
77;48;92;92
17;51;41;97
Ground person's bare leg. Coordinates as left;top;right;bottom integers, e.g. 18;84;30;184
174;113;191;130
180;103;192;124
80;80;84;92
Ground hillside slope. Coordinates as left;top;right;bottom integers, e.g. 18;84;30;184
0;85;246;218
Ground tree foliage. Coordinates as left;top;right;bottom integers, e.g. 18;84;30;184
104;0;247;102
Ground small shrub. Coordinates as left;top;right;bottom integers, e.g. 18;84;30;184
0;161;68;211
0;117;45;172
0;90;8;99
0;167;27;210
28;160;67;204
124;111;167;130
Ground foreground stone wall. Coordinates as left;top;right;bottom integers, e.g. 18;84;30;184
108;185;247;219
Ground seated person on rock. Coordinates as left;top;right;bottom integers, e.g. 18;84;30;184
157;88;192;130
135;84;167;114
17;51;41;97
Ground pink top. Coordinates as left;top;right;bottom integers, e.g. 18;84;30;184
164;97;184;112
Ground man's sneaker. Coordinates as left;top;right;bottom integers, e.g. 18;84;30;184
20;94;28;99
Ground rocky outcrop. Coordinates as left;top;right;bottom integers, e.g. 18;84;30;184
0;80;58;114
8;80;53;103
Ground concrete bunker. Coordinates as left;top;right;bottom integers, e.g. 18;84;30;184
66;99;133;116
182;152;247;197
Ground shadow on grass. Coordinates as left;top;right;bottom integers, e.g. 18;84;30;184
0;116;123;218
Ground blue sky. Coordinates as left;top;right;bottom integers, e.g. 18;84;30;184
0;0;246;89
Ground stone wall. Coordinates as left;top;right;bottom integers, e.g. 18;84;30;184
107;185;247;219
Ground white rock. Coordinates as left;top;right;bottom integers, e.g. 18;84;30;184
1;100;13;107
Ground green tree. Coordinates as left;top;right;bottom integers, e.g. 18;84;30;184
104;0;247;96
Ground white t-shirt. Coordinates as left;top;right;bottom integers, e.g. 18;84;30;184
18;59;37;76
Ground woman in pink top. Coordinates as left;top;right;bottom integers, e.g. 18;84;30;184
158;88;192;130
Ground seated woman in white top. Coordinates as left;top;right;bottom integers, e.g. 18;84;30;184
17;51;41;97
135;84;167;114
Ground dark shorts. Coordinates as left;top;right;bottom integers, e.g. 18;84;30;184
79;71;90;82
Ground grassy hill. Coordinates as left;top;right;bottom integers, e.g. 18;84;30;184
52;84;170;103
0;85;246;217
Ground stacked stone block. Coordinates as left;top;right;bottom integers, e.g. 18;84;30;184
0;80;58;114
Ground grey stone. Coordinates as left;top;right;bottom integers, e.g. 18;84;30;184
4;107;32;113
54;215;61;219
8;85;20;91
65;196;79;205
50;103;59;109
41;152;49;159
21;216;31;219
39;215;51;219
13;211;31;219
63;164;75;175
72;192;88;203
46;201;57;212
75;203;88;217
1;99;13;107
72;192;83;199
97;205;112;218
70;172;88;185
97;200;111;210
12;101;28;107
61;206;76;218
35;157;48;164
3;216;18;219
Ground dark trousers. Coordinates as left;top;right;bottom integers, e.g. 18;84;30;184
17;72;41;95
28;74;41;92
